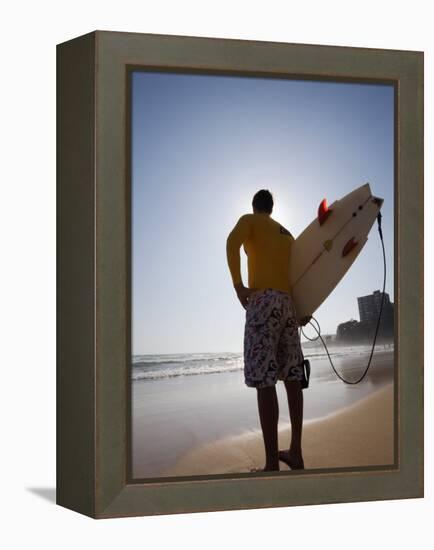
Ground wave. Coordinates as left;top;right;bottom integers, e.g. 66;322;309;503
132;362;243;381
132;352;241;368
131;346;393;381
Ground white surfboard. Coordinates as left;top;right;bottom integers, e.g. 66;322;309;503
290;183;383;320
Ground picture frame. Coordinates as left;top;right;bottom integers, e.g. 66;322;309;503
56;30;423;519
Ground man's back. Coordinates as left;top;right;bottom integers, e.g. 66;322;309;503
227;212;294;294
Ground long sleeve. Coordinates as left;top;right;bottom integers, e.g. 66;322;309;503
226;214;252;286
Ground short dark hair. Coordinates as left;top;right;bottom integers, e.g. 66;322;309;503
252;189;273;213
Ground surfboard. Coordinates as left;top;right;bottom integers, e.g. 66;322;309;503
290;183;384;321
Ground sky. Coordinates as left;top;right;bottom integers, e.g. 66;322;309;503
131;71;394;355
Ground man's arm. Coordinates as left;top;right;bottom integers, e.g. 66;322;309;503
226;215;256;308
226;214;251;286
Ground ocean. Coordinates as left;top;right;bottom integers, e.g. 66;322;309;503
131;344;394;383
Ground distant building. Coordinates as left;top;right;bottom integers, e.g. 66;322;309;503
336;290;394;343
358;290;391;322
336;319;359;341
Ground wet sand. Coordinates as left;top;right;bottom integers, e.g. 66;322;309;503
164;383;395;476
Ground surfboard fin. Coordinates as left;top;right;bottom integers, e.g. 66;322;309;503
342;237;359;257
318;199;333;225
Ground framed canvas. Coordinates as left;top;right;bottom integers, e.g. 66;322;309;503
56;30;424;519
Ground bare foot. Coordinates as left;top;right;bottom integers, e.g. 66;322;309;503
278;450;304;470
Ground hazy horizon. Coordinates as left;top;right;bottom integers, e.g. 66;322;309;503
132;324;394;356
131;71;394;355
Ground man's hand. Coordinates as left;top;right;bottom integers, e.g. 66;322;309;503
234;283;257;310
299;316;312;327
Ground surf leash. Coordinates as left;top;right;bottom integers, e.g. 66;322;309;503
300;211;387;385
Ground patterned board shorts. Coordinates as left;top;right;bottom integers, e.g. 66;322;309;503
244;288;305;389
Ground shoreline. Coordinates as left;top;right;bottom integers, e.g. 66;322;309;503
163;382;394;477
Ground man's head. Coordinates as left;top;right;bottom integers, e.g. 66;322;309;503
252;189;273;214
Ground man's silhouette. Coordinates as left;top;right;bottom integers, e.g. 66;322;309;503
226;189;309;471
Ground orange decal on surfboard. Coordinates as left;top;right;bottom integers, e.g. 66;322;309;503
318;198;332;226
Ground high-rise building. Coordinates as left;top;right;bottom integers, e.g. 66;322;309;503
358;290;391;322
336;290;394;343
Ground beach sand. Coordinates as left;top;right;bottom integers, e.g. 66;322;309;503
132;349;395;478
163;382;395;477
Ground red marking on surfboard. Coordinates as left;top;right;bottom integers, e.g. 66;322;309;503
318;199;333;226
342;237;359;257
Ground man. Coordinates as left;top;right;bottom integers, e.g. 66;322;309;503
226;189;309;472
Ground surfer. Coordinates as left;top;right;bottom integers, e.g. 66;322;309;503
226;189;310;472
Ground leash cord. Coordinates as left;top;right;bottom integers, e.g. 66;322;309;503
300;212;387;384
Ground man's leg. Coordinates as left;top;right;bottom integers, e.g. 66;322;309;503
280;379;304;469
256;385;280;471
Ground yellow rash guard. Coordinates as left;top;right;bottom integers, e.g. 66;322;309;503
226;213;295;294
